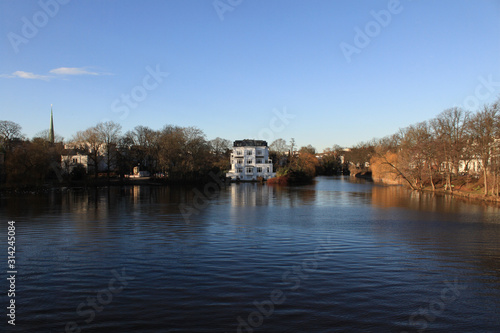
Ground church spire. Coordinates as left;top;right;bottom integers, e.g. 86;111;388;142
49;104;54;144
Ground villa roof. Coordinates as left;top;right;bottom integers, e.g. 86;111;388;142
233;139;268;147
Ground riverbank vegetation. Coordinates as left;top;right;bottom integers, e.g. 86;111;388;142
347;99;500;201
1;97;499;200
0;121;325;188
0;121;233;188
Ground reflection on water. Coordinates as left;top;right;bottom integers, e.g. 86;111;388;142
371;184;500;218
230;183;272;206
0;176;499;332
229;182;317;207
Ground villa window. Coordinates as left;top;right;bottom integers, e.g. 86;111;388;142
236;150;243;156
256;150;263;156
247;150;253;155
257;159;262;164
267;167;270;172
247;159;253;164
237;168;243;173
237;159;243;164
257;167;263;173
246;167;253;174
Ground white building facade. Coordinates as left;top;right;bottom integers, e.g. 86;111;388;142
61;143;110;175
61;151;91;174
226;140;276;181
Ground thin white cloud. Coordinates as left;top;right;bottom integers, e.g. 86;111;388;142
0;67;112;81
49;67;100;76
0;71;52;81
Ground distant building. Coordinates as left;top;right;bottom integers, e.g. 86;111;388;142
61;143;110;175
130;166;150;178
226;139;276;181
61;149;91;174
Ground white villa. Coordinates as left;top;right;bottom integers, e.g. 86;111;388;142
60;143;110;175
226;140;276;181
61;150;91;174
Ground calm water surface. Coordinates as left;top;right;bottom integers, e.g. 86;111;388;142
1;176;499;332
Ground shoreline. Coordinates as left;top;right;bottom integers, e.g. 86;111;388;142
418;186;500;204
354;171;500;206
0;176;230;194
371;180;500;205
3;175;500;206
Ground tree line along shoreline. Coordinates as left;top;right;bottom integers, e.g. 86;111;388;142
0;122;326;190
1;98;499;205
347;98;500;203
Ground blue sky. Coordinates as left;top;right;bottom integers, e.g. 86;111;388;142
1;0;499;152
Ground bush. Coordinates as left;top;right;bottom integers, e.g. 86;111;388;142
70;164;87;181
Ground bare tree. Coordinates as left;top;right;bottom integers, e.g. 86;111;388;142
95;121;122;178
418;121;439;191
209;137;232;159
330;144;343;154
209;137;232;171
184;126;210;173
157;125;211;180
158;125;187;178
73;127;104;178
430;107;470;191
372;137;417;190
269;138;289;169
395;122;437;190
344;141;375;174
290;138;296;154
301;144;316;155
132;126;161;173
270;138;289;154
0;120;23;150
33;129;64;143
468;102;500;195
